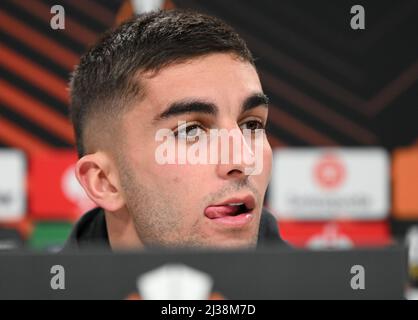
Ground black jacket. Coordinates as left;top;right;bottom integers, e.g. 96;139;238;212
64;207;285;250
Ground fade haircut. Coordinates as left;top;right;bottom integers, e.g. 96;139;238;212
69;9;255;157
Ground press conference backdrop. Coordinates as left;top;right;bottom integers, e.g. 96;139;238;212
0;0;417;255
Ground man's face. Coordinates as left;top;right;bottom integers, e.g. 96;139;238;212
116;53;272;248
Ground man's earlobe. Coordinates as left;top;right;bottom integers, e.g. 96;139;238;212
75;153;125;212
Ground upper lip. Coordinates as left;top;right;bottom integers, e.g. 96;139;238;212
207;194;256;211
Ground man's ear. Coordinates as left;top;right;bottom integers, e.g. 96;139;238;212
75;152;125;212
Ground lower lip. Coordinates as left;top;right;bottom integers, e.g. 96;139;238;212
207;211;254;228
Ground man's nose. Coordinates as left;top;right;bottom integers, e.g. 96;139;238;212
214;127;256;180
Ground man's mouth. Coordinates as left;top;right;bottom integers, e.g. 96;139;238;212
204;195;256;227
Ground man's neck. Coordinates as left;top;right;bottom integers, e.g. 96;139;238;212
104;208;144;250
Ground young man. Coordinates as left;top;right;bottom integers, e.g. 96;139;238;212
65;9;284;250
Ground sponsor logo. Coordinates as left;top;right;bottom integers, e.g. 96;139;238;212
314;154;346;190
125;263;224;300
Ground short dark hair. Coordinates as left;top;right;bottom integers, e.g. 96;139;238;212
69;9;255;157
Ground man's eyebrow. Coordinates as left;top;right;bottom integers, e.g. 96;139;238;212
154;99;218;122
153;93;269;123
242;93;269;113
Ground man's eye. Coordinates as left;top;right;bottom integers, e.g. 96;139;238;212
240;120;265;131
175;124;205;141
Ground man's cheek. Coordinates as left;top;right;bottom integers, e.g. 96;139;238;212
263;142;273;177
250;147;272;195
157;166;197;193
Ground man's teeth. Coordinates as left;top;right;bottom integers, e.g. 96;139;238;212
227;202;244;206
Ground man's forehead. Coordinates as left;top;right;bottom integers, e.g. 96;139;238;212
137;53;262;117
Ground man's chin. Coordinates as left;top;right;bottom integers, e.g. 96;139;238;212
214;241;257;249
203;234;258;249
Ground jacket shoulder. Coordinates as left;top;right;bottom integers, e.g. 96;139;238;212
62;207;109;251
258;207;287;246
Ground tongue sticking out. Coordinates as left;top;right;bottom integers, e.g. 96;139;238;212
204;205;242;219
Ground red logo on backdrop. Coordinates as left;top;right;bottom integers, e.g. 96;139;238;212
29;150;96;221
313;154;346;189
307;223;353;249
278;221;391;248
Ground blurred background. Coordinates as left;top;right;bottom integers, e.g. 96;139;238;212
0;0;417;264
